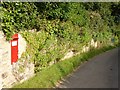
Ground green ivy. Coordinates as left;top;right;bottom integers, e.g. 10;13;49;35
1;2;119;73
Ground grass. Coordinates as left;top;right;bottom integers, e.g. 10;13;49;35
12;45;117;88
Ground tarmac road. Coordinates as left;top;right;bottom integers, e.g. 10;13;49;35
57;47;119;88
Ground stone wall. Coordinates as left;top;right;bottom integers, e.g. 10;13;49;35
0;30;114;89
49;39;99;67
61;39;99;61
0;31;34;89
82;39;98;53
0;31;16;88
18;34;27;59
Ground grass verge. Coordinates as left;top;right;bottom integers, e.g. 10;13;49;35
12;45;117;88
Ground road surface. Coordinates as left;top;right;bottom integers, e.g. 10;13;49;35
57;47;119;88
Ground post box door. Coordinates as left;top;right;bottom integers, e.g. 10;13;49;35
11;39;18;64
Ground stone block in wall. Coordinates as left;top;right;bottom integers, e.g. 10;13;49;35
0;31;4;39
18;34;27;59
94;42;98;48
90;39;95;47
2;72;16;88
61;51;74;60
19;63;34;83
0;75;2;90
82;45;87;53
0;49;2;63
2;72;8;80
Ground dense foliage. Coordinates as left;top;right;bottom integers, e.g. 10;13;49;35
1;2;120;72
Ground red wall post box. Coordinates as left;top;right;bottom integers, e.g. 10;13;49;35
11;34;18;64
